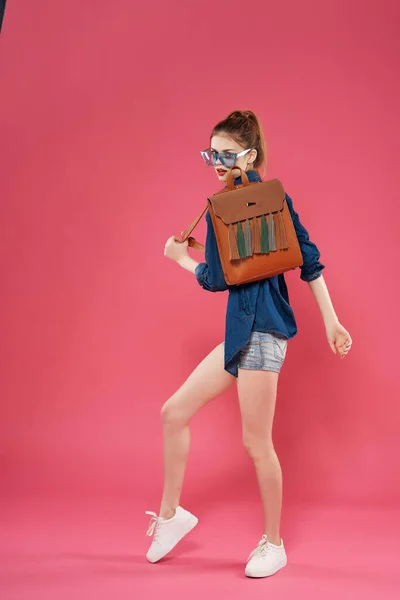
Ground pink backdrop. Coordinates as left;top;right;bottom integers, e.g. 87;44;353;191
1;0;400;516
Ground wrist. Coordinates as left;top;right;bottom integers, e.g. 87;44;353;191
177;254;199;275
324;314;339;329
177;254;189;267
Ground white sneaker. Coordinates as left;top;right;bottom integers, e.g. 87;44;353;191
245;534;288;578
145;506;198;563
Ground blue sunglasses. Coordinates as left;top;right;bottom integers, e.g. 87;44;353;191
200;148;253;169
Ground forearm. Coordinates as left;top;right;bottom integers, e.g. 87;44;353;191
177;255;199;275
308;275;339;327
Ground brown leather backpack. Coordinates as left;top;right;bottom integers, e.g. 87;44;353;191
181;167;303;286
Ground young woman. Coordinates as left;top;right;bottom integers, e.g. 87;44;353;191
145;110;352;578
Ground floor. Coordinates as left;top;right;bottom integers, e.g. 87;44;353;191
1;495;399;600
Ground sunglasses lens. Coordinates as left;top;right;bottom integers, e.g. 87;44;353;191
201;151;236;168
201;151;214;166
221;155;235;168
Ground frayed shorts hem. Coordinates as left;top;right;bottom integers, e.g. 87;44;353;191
238;365;282;374
238;331;288;374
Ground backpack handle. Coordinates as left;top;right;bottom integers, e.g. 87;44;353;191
226;166;249;190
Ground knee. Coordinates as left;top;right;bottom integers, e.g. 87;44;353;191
242;431;275;461
160;398;187;428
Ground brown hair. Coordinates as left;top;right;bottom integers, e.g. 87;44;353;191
211;110;267;177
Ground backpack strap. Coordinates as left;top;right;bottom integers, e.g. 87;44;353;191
179;168;246;254
180;205;208;253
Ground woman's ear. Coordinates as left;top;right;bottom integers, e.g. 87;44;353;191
247;148;258;168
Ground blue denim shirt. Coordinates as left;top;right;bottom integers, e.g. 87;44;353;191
195;170;325;377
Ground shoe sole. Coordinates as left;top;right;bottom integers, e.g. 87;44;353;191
245;556;288;578
146;514;199;563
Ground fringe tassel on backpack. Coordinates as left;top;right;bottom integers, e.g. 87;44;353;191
277;211;288;250
260;214;270;254
252;217;261;254
230;210;286;261
244;219;252;257
228;223;240;260
268;213;277;251
236;221;247;259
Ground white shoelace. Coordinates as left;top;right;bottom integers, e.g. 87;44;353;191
145;511;161;538
247;534;270;561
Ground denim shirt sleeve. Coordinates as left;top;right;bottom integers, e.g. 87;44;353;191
286;193;325;282
195;210;230;292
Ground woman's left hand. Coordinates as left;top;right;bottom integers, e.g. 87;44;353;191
164;236;189;263
326;321;353;359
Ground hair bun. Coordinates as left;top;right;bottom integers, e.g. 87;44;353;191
227;110;245;120
227;110;257;122
242;110;257;121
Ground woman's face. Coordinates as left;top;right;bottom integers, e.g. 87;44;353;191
210;134;258;182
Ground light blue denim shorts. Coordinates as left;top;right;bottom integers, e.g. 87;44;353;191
238;331;288;373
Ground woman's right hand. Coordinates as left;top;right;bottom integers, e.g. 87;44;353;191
164;236;189;263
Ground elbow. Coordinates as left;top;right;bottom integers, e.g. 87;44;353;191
202;281;228;293
213;284;229;292
208;275;229;292
195;263;228;292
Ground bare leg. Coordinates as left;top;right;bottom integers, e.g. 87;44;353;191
159;342;235;518
237;369;282;545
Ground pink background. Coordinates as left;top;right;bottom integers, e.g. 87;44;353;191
1;1;400;598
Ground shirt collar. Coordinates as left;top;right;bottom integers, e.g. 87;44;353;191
233;169;261;185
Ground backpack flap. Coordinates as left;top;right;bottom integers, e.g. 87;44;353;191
208;179;289;261
209;179;285;224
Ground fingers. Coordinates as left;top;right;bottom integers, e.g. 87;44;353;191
164;236;174;256
338;341;352;352
174;236;188;246
163;235;188;258
164;236;176;251
343;337;353;351
165;236;184;245
338;338;353;359
331;331;353;359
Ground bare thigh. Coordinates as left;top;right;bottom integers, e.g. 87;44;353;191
237;368;279;440
162;343;235;423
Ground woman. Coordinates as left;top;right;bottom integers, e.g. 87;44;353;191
145;110;352;578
